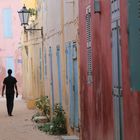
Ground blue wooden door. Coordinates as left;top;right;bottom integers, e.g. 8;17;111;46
65;42;79;128
111;0;123;140
65;46;69;85
68;42;74;127
6;57;14;76
49;47;54;111
72;42;79;128
56;46;62;105
112;21;123;140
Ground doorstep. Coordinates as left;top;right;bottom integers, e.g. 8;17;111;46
61;136;79;140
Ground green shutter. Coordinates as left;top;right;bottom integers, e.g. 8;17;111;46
128;0;140;91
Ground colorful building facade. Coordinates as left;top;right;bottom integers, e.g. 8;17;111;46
37;0;80;134
0;0;22;94
21;0;80;136
79;0;140;140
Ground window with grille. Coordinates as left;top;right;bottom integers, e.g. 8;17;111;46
86;6;93;84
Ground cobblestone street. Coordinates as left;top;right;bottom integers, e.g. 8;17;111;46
0;96;60;140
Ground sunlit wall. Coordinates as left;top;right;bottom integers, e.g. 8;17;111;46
0;0;23;94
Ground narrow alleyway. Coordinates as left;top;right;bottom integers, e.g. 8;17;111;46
0;96;60;140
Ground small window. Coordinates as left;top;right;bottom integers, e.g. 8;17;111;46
94;0;101;13
3;8;13;38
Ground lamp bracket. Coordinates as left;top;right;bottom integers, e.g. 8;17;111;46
24;26;43;37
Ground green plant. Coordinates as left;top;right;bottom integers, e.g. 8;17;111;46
50;103;67;135
38;123;52;133
32;112;40;120
28;8;37;16
38;103;67;135
35;96;50;120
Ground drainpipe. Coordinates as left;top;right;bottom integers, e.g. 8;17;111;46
61;0;66;102
41;0;45;96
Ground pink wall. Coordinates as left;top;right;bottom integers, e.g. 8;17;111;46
0;0;23;94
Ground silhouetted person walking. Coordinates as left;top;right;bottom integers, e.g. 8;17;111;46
2;69;18;116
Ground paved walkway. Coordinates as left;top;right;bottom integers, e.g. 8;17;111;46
0;96;60;140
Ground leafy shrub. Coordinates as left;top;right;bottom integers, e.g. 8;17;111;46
50;103;67;135
35;96;50;120
38;123;52;132
28;8;37;16
38;103;67;135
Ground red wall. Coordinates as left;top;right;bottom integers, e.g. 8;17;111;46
79;0;114;140
120;0;140;140
79;0;94;139
80;0;140;140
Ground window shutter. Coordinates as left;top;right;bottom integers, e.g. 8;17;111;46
111;0;120;21
86;6;93;84
39;48;42;80
94;0;101;13
44;47;47;79
128;0;140;91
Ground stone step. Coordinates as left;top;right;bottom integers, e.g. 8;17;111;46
32;116;48;123
61;136;79;140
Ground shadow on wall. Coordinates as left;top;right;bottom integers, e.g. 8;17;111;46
0;65;6;92
16;71;23;95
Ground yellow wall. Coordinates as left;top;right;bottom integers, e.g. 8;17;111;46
38;0;80;134
21;0;44;109
22;34;44;108
20;0;80;135
21;0;36;8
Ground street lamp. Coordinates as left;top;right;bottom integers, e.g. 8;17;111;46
18;5;43;36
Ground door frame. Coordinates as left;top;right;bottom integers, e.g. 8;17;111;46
112;20;124;140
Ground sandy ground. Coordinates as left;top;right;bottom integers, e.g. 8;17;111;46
0;95;60;140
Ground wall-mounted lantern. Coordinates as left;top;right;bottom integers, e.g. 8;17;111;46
18;5;43;37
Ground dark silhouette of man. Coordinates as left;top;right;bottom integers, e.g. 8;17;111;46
2;69;18;116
